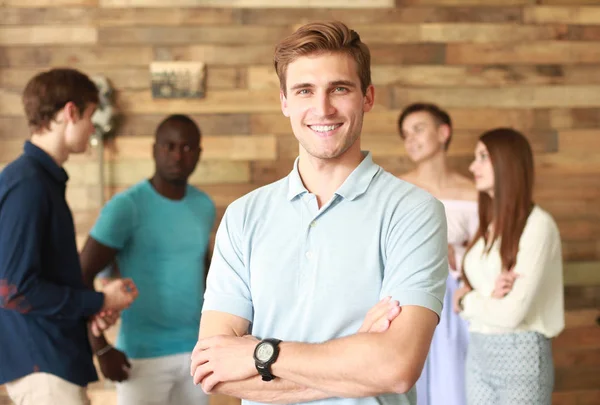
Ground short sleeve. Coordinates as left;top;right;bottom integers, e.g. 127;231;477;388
89;193;136;250
202;203;253;322
381;197;448;318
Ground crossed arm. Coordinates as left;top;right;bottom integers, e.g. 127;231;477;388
191;303;437;403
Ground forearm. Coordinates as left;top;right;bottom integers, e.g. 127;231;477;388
212;375;333;404
461;291;526;329
87;323;110;353
272;333;409;397
0;277;104;320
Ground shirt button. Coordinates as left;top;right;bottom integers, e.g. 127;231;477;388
305;251;313;259
310;221;316;228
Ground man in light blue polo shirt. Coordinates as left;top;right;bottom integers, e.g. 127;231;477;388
190;21;448;405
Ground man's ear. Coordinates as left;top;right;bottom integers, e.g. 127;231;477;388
63;101;80;123
438;124;451;146
280;90;290;118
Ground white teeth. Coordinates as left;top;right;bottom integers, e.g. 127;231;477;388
310;124;339;132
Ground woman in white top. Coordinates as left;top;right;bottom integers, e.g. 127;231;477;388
453;128;565;405
398;103;478;405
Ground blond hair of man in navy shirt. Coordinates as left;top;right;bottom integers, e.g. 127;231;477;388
0;68;138;405
190;21;448;405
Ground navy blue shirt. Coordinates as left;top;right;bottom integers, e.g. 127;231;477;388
0;141;104;387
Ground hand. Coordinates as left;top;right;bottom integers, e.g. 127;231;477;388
448;244;457;271
358;296;401;333
453;284;473;313
491;271;520;298
190;334;258;393
98;347;131;382
101;278;138;312
90;309;120;337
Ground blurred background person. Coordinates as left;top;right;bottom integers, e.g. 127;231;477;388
398;103;478;405
454;128;564;405
80;114;215;405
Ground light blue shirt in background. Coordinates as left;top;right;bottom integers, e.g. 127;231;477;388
91;180;215;359
203;151;448;405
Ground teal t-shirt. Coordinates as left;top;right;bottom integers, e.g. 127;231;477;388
90;180;216;359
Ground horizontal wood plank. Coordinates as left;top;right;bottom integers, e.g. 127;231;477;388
563;261;600;286
99;0;394;7
395;0;529;5
0;46;153;67
565;286;600;310
391;86;600;108
98;26;290;45
350;23;564;44
103;135;277;161
153;45;274;66
447;42;600;65
550;108;600;129
0;26;97;45
0;66;242;92
568;25;600;41
552;390;600;405
239;7;522;24
554;363;600;391
524;6;600;24
370;44;446;64
0;0;97;6
0;7;235;26
558;129;600;154
562;240;600;262
63;160;250;186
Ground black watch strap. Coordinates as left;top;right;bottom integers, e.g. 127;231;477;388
254;338;281;382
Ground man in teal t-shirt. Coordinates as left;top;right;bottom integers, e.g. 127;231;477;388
80;114;215;405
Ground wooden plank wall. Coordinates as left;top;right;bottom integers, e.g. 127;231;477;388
0;1;599;404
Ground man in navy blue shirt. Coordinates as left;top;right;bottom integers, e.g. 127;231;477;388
0;68;138;405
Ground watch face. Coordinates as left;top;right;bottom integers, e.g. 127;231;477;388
256;342;275;362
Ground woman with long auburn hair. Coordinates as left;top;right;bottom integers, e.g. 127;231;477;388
453;128;565;405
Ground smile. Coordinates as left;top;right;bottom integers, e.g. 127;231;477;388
308;124;342;136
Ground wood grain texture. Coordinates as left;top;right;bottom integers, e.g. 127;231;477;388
0;26;97;45
239;7;522;24
391;86;600;108
0;46;153;67
99;0;394;7
98;26;290;45
524;6;600;24
446;41;600;64
0;7;236;26
103;135;277;161
1;66;243;91
1;3;599;401
0;0;97;6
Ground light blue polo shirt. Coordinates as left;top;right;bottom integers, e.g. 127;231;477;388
91;180;215;359
203;152;448;405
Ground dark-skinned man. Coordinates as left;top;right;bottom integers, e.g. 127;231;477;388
80;114;216;405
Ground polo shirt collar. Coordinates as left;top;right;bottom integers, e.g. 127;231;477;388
286;151;380;201
24;141;69;184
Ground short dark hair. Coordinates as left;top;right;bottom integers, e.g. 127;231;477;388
22;68;99;134
155;114;201;140
397;103;453;150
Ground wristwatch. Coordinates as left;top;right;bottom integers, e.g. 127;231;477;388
253;338;282;381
